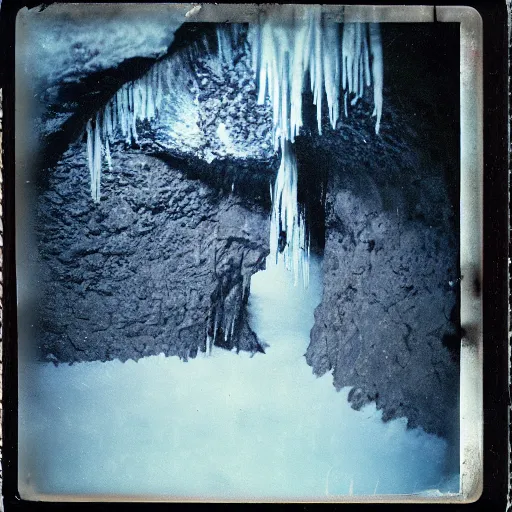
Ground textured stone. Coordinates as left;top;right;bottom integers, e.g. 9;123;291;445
36;145;270;364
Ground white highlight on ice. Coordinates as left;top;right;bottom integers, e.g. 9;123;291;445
269;141;309;287
249;6;383;286
84;58;171;203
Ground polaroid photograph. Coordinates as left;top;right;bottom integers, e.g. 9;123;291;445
0;1;506;506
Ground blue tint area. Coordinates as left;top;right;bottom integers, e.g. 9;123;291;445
18;255;458;500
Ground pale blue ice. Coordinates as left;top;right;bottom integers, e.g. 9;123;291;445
18;255;457;500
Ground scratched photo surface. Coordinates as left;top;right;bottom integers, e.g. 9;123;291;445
15;4;461;500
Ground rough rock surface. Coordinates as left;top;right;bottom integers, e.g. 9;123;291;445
35;143;270;363
139;27;274;162
16;4;190;137
25;19;278;364
300;25;460;439
305;184;459;439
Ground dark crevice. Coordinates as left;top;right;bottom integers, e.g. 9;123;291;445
152;150;278;210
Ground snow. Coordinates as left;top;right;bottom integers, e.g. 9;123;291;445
18;255;457;500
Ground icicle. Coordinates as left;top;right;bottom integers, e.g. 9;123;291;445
230;314;236;342
342;22;355;94
85;115;102;203
83;10;384;292
249;8;384;285
106;102;114;140
130;85;139;143
133;81;141;124
155;61;164;113
217;25;237;66
105;138;112;171
86;120;95;200
323;23;340;129
350;23;362;107
165;59;173;95
369;23;383;134
269;140;309;286
146;68;156;121
311;8;323;134
93;112;102;202
121;85;130;142
205;325;211;356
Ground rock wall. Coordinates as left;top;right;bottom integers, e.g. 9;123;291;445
16;4;191;138
300;85;459;439
36;143;270;363
305;184;459;439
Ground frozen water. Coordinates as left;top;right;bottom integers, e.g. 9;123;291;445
19;255;457;500
83;13;384;291
249;7;383;285
269;141;309;287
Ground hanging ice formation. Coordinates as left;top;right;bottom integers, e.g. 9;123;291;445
248;6;383;287
84;57;172;203
268;141;310;288
85;11;383;288
83;26;244;204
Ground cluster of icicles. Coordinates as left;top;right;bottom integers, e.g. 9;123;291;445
85;58;176;202
249;6;383;287
84;6;383;288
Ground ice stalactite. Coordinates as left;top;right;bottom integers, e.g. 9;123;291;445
84;25;245;204
84;14;382;290
86;114;102;203
249;7;383;143
269;141;310;288
369;23;384;134
249;6;383;287
217;24;243;66
84;54;189;202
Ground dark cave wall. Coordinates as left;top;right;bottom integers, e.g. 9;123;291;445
299;24;460;439
305;183;459;439
36;143;270;363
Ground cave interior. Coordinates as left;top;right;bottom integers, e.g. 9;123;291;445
16;9;461;444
